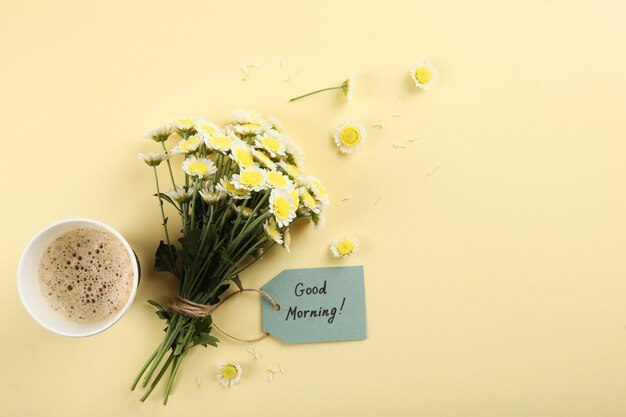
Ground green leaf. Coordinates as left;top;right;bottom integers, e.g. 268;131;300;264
154;193;182;213
208;283;230;305
231;275;244;292
178;228;202;259
154;241;178;276
193;332;220;348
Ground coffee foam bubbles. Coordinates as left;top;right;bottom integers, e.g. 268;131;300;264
38;227;133;324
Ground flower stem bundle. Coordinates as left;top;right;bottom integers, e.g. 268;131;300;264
133;110;328;404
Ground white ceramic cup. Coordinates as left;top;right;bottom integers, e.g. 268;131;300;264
17;218;140;337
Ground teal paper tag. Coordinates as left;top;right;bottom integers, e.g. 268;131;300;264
261;266;366;343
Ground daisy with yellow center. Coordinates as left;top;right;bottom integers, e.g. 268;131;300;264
217;361;242;388
312;205;326;230
205;132;236;153
145;125;173;143
289;73;355;103
232;109;267;135
137;152;169;167
307;176;329;205
282;135;305;168
230;141;255;168
251;149;277;170
216;177;251;200
172;135;203;154
410;61;438;89
269;189;296;227
330;236;358;258
255;132;286;157
195;119;222;138
232;165;268;191
334;120;367;154
165;185;193;204
289;188;300;211
199;189;226;204
169;116;196;131
267;170;293;190
263;219;283;245
182;156;217;178
278;160;302;180
299;187;319;213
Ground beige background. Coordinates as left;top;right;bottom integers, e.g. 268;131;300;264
2;0;626;415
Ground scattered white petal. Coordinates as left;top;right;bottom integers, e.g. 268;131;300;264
407;136;421;143
398;94;406;103
196;375;203;389
241;65;249;75
340;194;352;201
251;62;262;68
267;369;274;382
277;363;286;374
283;70;296;83
392;114;402;118
427;166;440;176
393;142;407;149
246;346;261;361
374;196;382;206
280;56;288;66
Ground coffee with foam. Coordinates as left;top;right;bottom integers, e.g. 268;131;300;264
38;227;134;324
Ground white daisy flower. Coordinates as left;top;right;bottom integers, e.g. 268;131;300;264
283;228;291;253
230;140;255;168
255;131;287;157
282;136;305;168
233;109;264;125
278;160;303;181
145;125;173;143
231;165;268;191
269;189;296;227
289;188;300;211
341;73;355;102
410;61;438;89
231;109;268;135
195;119;223;138
137;152;169;167
306;176;329;206
169;116;196;131
251;149;278;170
205;132;237;153
333;120;367;154
172;135;203;154
182;156;217;178
199;189;226;204
298;187;319;214
330;236;358;258
266;114;285;133
216;177;251;200
263;219;283;244
266;170;293;190
216;361;242;388
165;185;193;204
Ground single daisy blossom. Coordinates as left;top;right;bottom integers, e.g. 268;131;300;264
205;132;236;153
306;176;329;206
334;120;367;154
263;219;283;244
199;189;226;204
137;152;169;167
165;185;193;204
195;119;222;138
410;61;438;89
289;73;355;103
145;125;173;143
330;236;358;258
169;116;196;132
255;131;286;157
172;135;203;154
267;170;293;189
232;165;268;191
216;361;242;388
269;189;296;227
182;156;217;178
230;141;255;168
216;177;251;200
298;187;319;214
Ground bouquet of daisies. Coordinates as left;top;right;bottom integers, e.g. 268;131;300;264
133;110;328;403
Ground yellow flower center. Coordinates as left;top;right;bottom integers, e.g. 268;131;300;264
313;180;328;200
266;224;280;240
414;67;432;84
336;240;354;256
261;137;282;153
273;197;291;220
210;135;232;149
225;180;248;196
188;161;209;176
240;170;264;187
176;118;195;127
283;163;300;178
302;191;316;208
340;127;361;147
267;171;287;188
235;148;254;167
240;123;260;130
221;365;238;380
289;189;300;210
198;124;216;135
180;137;201;151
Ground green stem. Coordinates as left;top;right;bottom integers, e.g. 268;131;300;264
289;86;341;102
131;345;160;390
140;353;175;402
164;351;187;405
152;167;175;261
160;142;177;188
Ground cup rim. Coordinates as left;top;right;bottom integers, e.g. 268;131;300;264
17;217;140;337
